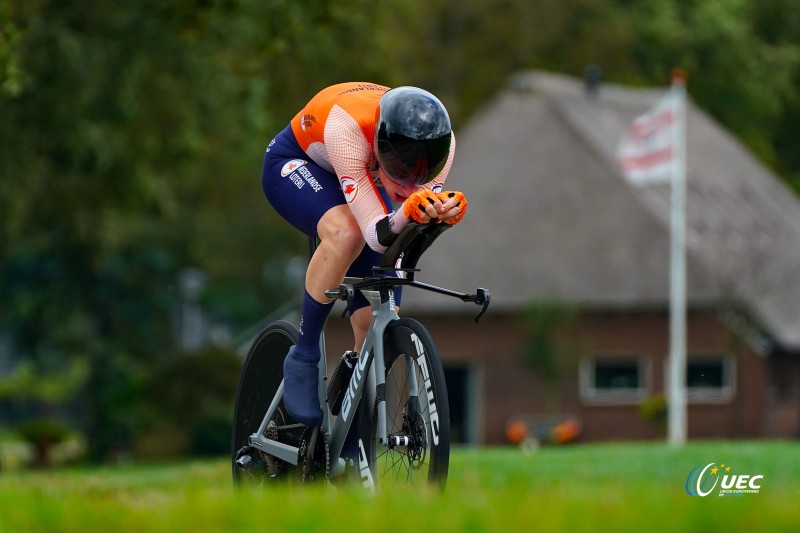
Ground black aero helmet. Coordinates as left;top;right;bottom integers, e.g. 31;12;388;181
374;86;452;186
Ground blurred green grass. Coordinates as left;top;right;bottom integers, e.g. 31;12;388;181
1;441;798;532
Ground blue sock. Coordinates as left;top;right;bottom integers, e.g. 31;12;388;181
295;290;334;362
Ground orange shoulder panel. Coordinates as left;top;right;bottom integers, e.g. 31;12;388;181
291;82;389;150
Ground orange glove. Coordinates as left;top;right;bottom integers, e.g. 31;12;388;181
402;189;441;224
436;191;467;225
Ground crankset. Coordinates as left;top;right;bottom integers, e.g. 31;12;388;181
296;425;329;483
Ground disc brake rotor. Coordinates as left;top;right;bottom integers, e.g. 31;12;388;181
392;411;428;470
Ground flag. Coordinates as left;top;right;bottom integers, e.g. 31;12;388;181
616;92;678;184
615;72;690;446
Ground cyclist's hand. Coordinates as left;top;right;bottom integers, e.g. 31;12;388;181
436;191;467;225
402;189;443;224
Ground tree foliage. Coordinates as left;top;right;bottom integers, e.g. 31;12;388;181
520;301;583;385
0;0;798;460
387;0;800;188
0;0;289;459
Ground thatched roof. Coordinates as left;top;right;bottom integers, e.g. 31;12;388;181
403;71;800;351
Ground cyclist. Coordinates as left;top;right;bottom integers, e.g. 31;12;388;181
261;82;467;428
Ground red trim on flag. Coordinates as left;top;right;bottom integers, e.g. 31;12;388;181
630;109;674;138
619;147;673;170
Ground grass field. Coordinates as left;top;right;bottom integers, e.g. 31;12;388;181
0;441;798;532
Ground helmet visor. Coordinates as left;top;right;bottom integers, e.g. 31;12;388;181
377;132;450;186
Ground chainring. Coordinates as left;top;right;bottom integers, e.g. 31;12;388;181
295;426;329;483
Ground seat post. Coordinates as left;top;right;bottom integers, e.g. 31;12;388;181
308;235;318;259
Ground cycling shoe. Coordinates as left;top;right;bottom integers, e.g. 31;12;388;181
283;346;322;426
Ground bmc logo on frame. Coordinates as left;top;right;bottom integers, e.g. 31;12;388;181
685;462;764;497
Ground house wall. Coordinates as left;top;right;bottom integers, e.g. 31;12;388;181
323;309;770;444
573;311;767;441
766;350;800;438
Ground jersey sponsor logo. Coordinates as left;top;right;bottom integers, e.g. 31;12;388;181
300;113;316;132
338;83;389;95
341;177;358;203
281;159;307;177
297;165;323;192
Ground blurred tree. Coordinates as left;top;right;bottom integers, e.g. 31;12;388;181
0;0;293;460
616;0;800;174
0;0;22;97
750;0;800;192
140;346;242;457
388;0;800;190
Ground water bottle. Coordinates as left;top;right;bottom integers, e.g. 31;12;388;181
326;351;358;415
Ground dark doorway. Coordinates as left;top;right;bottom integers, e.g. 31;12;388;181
444;365;476;444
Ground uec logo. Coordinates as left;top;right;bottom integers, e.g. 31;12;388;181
686;463;763;497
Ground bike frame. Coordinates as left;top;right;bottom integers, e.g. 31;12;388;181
244;223;490;482
247;279;398;480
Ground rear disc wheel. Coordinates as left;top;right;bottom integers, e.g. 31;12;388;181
232;320;298;486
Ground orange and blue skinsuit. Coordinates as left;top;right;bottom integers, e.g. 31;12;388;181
261;82;456;311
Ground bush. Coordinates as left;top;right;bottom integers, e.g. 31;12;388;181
16;418;72;468
639;395;668;425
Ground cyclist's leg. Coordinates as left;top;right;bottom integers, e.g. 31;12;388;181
262;127;363;425
345;248;381;351
285;206;366;425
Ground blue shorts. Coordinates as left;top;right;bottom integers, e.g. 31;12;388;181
261;126;401;311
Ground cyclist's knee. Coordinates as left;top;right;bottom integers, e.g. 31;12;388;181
318;206;364;259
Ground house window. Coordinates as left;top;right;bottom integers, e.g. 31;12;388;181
686;356;735;403
580;356;648;404
595;361;640;389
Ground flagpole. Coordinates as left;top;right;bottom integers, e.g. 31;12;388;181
668;69;688;446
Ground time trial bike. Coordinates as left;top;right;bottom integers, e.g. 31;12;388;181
232;222;490;488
